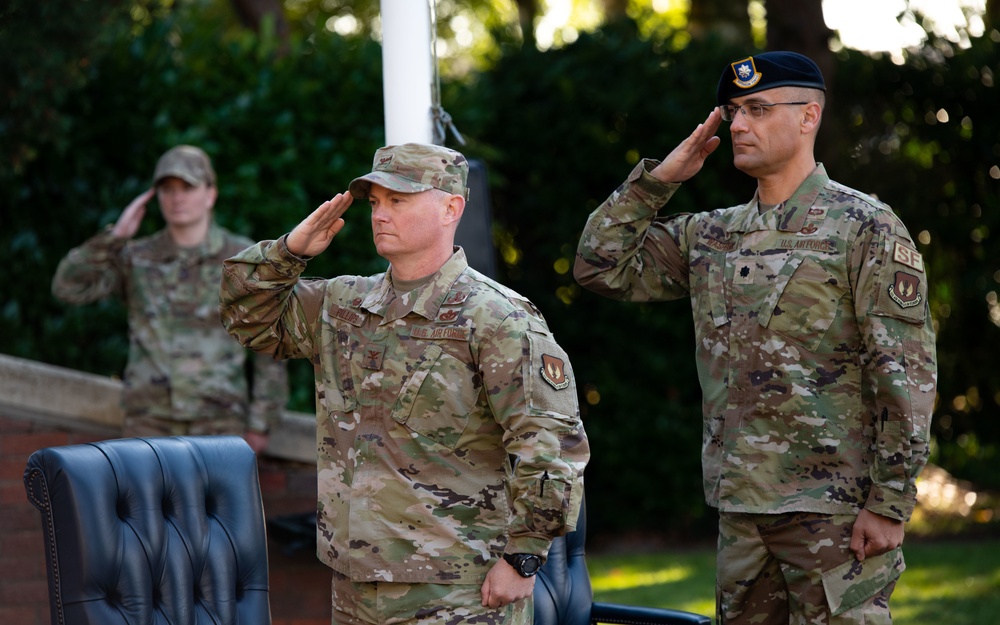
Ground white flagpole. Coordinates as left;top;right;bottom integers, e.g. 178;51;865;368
380;0;435;145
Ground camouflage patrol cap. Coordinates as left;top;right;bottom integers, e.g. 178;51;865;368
153;145;216;187
717;51;826;105
349;143;469;200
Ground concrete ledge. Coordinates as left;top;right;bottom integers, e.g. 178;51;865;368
0;352;316;463
0;353;123;429
268;411;316;464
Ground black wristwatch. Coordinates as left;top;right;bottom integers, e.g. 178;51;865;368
503;553;542;578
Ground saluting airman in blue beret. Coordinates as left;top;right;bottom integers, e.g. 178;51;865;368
575;51;936;625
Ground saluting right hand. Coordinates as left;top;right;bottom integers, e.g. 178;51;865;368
111;188;155;239
650;107;723;183
286;192;353;257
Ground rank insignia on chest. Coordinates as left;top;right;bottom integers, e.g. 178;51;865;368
362;343;386;370
888;271;922;308
541;354;570;390
730;57;762;89
734;260;756;285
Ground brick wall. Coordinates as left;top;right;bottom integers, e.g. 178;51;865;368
258;455;333;625
0;416;107;625
0;353;332;625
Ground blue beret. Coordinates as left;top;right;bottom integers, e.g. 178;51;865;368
717;51;826;105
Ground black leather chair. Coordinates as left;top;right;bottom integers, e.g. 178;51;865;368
23;436;271;625
534;497;712;625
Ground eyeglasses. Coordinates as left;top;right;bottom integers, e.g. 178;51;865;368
720;102;810;122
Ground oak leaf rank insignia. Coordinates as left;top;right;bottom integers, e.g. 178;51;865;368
730;57;762;89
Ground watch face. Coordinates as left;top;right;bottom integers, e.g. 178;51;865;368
504;553;542;577
519;555;541;576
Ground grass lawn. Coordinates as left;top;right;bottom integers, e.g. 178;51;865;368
587;537;1000;624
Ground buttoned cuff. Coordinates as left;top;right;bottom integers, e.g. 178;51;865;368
865;483;917;522
505;535;554;563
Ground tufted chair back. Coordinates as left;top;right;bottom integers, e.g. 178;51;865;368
24;436;271;625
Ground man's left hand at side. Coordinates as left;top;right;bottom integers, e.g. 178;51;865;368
480;558;536;609
850;508;905;561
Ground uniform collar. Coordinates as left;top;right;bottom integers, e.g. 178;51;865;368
732;164;830;233
361;247;470;322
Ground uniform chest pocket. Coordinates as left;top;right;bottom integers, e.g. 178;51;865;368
761;256;847;352
389;343;479;450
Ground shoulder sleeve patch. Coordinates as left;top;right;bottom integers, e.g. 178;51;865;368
873;236;928;324
525;331;579;418
892;241;924;273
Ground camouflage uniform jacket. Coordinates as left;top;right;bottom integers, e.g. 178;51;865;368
575;161;936;521
220;240;589;584
51;222;287;431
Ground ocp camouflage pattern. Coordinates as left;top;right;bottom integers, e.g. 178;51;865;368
717;512;902;623
220;241;589;584
349;143;469;199
52;223;288;432
575;161;936;521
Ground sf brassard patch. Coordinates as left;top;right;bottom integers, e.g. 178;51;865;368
893;241;924;273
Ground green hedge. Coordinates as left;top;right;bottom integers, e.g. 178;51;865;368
1;9;387;411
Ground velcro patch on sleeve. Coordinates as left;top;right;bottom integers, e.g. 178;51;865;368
892;241;924;273
526;332;578;418
873;236;928;323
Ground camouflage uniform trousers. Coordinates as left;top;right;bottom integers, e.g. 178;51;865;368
122;412;246;438
717;512;905;625
331;569;532;625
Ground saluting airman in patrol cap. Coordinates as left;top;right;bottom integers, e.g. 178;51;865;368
52;144;288;450
220;142;589;624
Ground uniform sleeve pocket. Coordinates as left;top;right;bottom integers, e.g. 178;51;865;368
519;476;573;536
821;547;905;616
871;236;928;324
525;330;579;419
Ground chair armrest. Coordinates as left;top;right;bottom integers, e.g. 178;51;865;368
590;601;712;625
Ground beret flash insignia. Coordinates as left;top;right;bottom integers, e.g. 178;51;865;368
731;57;762;90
